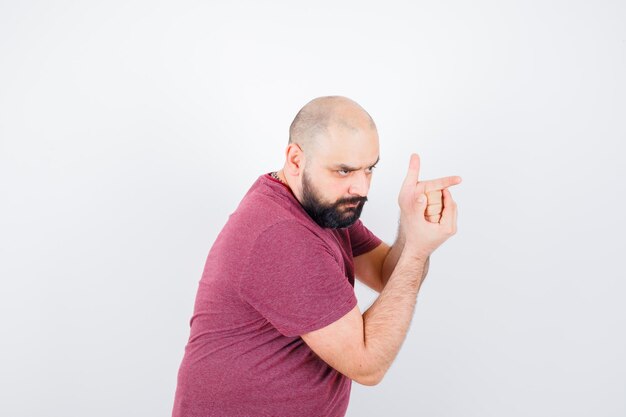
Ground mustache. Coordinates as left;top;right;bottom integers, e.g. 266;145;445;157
336;196;368;205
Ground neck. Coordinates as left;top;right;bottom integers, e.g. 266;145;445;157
276;169;286;184
271;170;289;187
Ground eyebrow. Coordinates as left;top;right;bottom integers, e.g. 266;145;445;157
332;156;380;171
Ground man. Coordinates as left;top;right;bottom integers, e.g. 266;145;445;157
172;96;461;417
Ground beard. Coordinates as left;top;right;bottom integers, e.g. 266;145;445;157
300;169;368;229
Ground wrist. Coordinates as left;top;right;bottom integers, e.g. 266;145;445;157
400;246;430;264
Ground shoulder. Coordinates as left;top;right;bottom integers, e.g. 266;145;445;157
254;219;329;251
242;219;340;274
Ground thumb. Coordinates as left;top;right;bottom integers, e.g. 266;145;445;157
401;153;421;191
413;193;429;220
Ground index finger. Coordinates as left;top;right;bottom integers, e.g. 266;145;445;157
421;176;462;193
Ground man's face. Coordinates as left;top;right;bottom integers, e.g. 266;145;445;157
300;168;368;228
297;123;380;229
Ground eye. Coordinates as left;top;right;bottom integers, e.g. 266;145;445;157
365;165;377;174
337;169;350;177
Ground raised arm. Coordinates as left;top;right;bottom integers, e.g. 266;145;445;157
302;154;460;385
354;171;460;293
353;236;429;293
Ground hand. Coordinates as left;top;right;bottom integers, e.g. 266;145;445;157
419;174;462;224
398;153;461;258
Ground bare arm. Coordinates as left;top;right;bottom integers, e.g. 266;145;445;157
301;251;428;386
302;154;460;385
380;223;430;288
356;178;450;293
355;222;430;293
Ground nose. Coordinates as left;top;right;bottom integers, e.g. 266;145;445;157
348;171;370;197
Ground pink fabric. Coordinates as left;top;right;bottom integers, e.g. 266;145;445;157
172;174;382;417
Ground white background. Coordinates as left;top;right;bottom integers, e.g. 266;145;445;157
1;1;625;416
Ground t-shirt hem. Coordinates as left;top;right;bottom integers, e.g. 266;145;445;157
352;237;383;257
279;293;358;337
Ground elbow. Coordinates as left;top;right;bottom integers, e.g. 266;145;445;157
354;368;385;386
350;346;389;386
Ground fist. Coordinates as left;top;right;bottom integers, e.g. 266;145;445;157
425;190;443;223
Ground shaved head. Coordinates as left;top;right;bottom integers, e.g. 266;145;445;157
288;96;377;157
281;96;380;226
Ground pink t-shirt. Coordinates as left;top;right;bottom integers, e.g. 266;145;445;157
172;174;382;417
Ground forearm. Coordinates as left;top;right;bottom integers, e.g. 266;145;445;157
361;250;428;383
381;221;429;288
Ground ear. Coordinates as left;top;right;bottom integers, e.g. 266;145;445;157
285;143;304;176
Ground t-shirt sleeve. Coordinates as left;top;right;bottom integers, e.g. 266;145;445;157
348;219;383;257
238;220;357;337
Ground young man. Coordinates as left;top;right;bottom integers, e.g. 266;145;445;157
172;96;461;417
